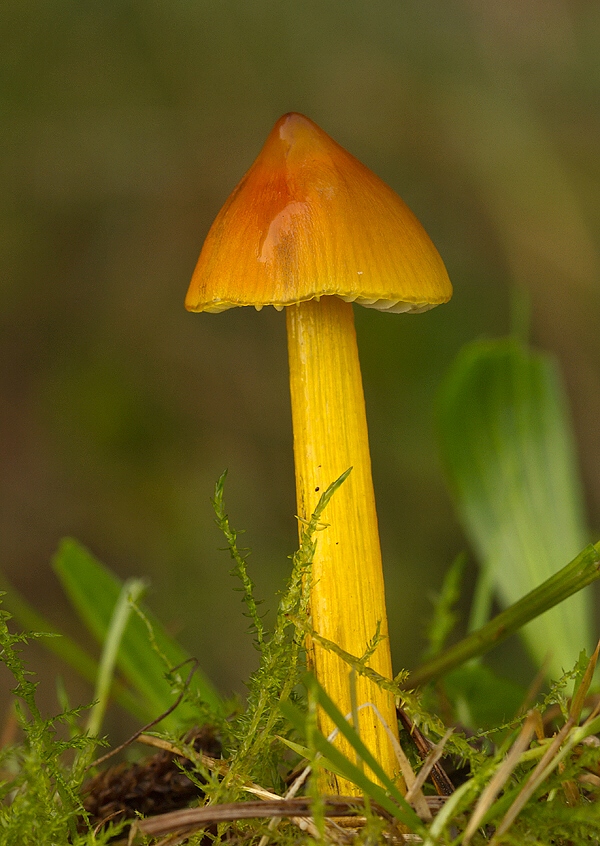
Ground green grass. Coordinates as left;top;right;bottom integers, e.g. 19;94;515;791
1;336;600;844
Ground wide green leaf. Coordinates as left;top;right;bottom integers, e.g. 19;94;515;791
437;338;592;679
0;575;147;721
442;663;525;731
53;538;223;729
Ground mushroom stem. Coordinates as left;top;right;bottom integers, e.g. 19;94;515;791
286;295;401;793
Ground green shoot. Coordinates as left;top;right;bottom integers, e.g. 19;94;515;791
407;540;600;689
86;577;146;740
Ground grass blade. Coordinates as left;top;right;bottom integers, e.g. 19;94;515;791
437;338;592;679
0;576;148;721
281;678;424;832
407;542;600;689
86;578;146;738
53;538;223;728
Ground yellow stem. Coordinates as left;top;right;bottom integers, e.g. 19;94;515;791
286;296;402;793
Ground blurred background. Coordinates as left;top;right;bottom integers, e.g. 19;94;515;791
2;1;599;732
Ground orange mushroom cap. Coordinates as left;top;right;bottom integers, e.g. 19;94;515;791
185;113;452;314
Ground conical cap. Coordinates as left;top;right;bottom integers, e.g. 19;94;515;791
186;113;452;314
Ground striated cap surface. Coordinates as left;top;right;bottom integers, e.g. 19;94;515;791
185;113;452;314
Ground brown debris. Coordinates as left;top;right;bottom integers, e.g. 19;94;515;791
81;726;221;832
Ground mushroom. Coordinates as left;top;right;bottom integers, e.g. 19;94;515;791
186;113;452;791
